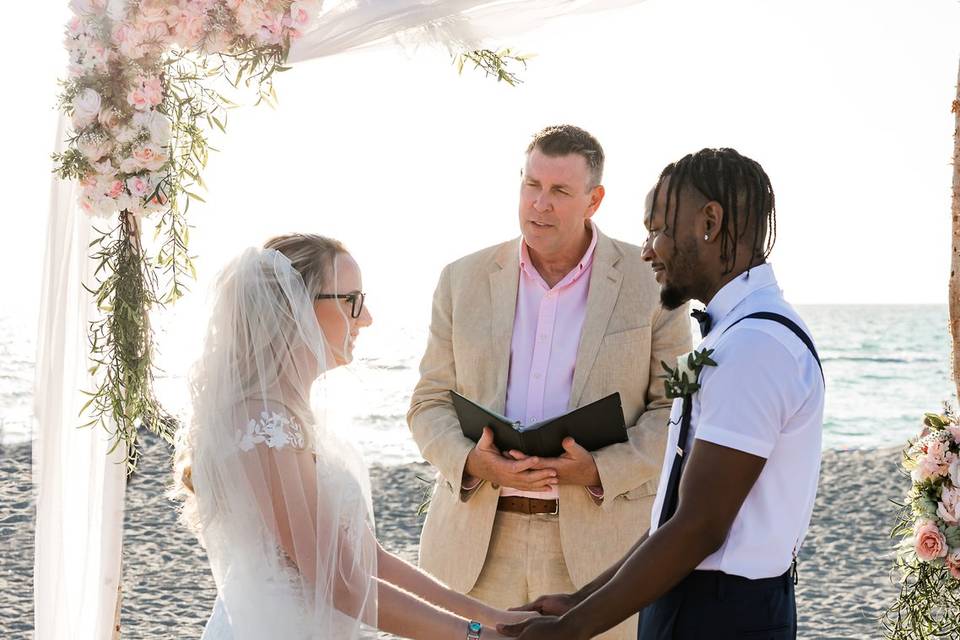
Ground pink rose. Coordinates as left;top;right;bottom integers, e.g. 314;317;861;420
138;0;169;24
949;425;960;444
132;143;168;170
915;521;948;562
949;550;960;580
929;439;951;464
940;487;960;525
98;107;120;130
234;4;267;36
288;0;319;31
106;179;125;199
126;175;151;198
202;29;233;54
142;77;163;106
127;77;164;111
67;16;84;37
173;13;207;48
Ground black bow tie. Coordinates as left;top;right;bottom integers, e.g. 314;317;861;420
691;309;712;338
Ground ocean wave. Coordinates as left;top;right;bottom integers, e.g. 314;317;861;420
820;354;941;364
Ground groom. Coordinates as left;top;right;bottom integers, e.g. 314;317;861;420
500;148;824;640
407;125;692;639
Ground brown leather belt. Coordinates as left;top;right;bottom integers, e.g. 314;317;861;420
497;496;559;515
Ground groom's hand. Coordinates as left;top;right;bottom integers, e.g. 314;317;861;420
510;592;581;617
512;437;601;487
464;427;559;492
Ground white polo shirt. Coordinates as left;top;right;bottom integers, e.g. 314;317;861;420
648;264;824;579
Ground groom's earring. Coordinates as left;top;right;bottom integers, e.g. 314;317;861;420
703;234;709;241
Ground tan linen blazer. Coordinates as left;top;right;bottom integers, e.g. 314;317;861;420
407;229;692;593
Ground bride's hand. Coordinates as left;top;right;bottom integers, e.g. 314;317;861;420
488;609;539;627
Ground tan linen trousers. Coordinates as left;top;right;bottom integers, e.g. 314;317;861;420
467;511;637;640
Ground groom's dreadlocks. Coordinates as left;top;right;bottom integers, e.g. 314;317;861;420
654;148;777;275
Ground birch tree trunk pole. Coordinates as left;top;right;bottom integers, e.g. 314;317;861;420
951;57;960;402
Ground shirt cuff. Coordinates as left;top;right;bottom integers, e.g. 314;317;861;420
695;423;775;459
461;474;483;492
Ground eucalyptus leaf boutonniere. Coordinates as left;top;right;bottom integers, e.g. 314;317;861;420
660;349;717;400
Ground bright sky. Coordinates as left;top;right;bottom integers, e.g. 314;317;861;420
4;0;960;332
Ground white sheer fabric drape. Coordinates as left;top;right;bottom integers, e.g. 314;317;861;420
34;113;128;640
289;0;644;63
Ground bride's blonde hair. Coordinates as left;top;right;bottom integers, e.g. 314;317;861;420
170;233;348;531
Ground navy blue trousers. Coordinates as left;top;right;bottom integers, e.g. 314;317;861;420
637;570;796;640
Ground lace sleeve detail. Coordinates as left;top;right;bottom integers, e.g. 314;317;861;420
238;410;306;452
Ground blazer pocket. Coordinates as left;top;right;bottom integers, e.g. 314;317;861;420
623;479;658;500
602;326;650;345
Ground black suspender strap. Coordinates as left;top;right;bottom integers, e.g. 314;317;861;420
725;312;824;382
656;311;823;529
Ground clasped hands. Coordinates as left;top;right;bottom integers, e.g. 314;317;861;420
463;427;601;491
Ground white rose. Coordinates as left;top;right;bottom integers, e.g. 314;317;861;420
72;88;102;128
134;110;170;145
950;458;960;487
106;0;127;22
119;156;140;174
114;126;138;144
91;158;114;174
77;134;113;162
675;352;698;384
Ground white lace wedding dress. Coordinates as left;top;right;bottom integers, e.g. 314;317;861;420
177;248;378;640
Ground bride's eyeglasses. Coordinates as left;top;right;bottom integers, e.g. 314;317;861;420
314;292;366;318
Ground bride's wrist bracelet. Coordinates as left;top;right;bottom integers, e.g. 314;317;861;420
466;620;482;639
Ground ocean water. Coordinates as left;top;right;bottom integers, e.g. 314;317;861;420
1;305;955;465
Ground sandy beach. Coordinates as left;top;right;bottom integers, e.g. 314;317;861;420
1;436;903;639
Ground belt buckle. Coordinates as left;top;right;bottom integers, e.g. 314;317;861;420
549;499;559;516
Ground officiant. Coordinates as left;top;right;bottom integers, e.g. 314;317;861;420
406;125;692;640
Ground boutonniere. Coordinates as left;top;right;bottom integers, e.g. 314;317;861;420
660;349;717;399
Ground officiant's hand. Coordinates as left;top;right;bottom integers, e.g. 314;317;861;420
464;427;559;492
510;438;601;487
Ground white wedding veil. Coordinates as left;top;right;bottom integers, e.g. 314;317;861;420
174;247;377;639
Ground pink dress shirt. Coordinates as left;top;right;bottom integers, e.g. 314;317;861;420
500;223;599;501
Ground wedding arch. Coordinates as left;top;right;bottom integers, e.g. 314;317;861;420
35;1;643;638
879;63;960;640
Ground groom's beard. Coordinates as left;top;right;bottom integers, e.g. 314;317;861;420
660;283;691;311
659;238;702;311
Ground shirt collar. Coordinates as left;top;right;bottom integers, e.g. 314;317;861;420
519;220;599;289
703;263;779;326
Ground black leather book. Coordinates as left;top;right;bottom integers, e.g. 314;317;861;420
450;390;627;458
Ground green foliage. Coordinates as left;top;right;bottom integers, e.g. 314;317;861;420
83;213;177;472
660;349;717;400
455;48;531;86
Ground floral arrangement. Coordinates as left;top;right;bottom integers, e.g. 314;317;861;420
54;0;524;471
55;0;324;471
885;408;960;638
660;349;716;400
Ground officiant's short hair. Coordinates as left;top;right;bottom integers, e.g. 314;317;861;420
527;124;604;189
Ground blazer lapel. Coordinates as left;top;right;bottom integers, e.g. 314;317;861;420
488;240;520;413
570;232;623;408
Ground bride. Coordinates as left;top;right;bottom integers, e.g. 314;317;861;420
172;233;529;639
